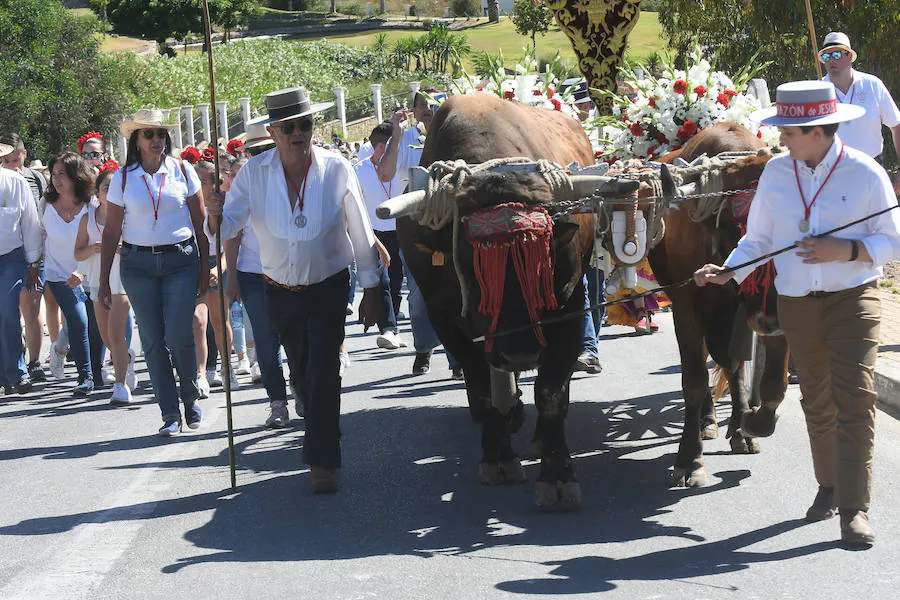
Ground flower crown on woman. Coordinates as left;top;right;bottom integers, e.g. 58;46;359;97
77;131;104;154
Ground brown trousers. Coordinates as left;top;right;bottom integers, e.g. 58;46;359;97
778;283;880;512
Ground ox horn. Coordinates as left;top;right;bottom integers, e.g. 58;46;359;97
376;189;427;220
569;176;640;200
660;164;698;204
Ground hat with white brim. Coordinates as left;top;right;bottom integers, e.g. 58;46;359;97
243;115;275;149
819;31;857;63
0;143;12;158
120;108;179;140
752;80;865;127
261;87;333;125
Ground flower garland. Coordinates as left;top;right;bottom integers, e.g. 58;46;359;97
595;46;781;161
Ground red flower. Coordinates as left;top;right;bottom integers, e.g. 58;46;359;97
621;113;628;122
673;79;688;94
98;159;119;174
649;97;657;108
716;92;731;107
656;132;668;144
546;87;555;99
503;90;515;100
551;98;562;111
77;130;103;154
476;86;484;91
594;150;605;160
682;120;697;135
200;146;216;162
757;130;763;138
180;146;201;164
226;139;244;156
532;89;542;96
677;128;691;143
629;122;644;137
648;145;658;157
693;85;707;98
724;89;738;97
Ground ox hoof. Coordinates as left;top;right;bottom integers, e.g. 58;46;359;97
670;464;707;488
741;407;779;438
701;421;719;440
479;460;526;485
534;481;582;511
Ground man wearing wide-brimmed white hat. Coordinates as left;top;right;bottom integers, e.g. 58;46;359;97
818;31;900;186
206;87;382;494
694;80;900;547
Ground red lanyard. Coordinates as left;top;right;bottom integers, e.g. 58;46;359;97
379;178;392;199
793;143;845;221
284;160;312;212
142;173;166;223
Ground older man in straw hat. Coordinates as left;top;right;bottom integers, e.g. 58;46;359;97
0;142;44;395
206;87;382;493
819;31;900;189
695;81;900;546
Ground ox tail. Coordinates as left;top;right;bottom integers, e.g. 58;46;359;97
711;364;730;402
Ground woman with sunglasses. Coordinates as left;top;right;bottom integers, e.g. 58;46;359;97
78;131;108;174
100;109;210;437
42;152;95;397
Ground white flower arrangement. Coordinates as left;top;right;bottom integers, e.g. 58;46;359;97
595;46;781;161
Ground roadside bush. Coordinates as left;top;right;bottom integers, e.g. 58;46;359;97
450;0;481;18
640;0;664;11
335;1;366;16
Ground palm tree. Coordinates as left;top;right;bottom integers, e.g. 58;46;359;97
373;32;389;54
488;0;499;23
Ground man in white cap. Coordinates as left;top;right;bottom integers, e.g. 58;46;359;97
694;81;900;546
819;31;900;189
206;87;382;493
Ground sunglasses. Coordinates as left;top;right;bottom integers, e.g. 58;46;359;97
278;119;314;135
820;50;845;62
141;128;169;140
80;151;105;160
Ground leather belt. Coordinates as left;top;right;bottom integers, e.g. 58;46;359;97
806;290;837;298
122;238;193;255
263;275;309;292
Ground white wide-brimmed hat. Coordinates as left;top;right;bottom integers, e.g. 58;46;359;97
261;87;333;125
820;31;857;63
243;116;275;149
120;108;178;140
752;80;865;127
28;159;46;171
0;143;12;158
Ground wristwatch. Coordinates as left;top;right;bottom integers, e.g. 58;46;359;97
28;259;42;269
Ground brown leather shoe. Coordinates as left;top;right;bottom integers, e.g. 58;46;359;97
840;509;875;546
310;466;339;494
805;486;836;522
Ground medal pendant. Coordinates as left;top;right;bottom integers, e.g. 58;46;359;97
798;219;809;233
294;214;307;228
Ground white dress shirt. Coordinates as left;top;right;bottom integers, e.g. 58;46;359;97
106;156;201;246
209;146;381;288
824;70;900;157
354;157;398;231
0;168;42;263
725;135;900;297
235;221;263;274
394;125;425;191
357;141;374;162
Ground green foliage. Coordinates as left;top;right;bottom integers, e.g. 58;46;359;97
0;0;125;160
450;0;480;18
335;1;366;16
388;25;470;74
94;0;262;44
640;0;664;11
658;0;900;167
511;0;552;53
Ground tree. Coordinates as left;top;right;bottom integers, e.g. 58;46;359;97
511;0;553;54
96;0;260;45
0;0;127;159
487;0;499;23
450;0;480;18
211;0;263;42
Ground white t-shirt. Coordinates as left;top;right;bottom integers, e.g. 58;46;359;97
824;70;900;158
106;156;201;246
43;203;89;283
357;141;374;162
353;157;398;232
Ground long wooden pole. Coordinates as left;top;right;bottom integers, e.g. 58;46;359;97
202;0;237;490
804;0;823;79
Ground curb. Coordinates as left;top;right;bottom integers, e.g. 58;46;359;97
876;358;900;415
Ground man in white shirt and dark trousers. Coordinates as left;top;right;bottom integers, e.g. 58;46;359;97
354;120;408;350
695;81;900;546
819;31;900;189
207;87;382;494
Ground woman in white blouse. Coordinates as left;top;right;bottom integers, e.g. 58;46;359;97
99;109;210;437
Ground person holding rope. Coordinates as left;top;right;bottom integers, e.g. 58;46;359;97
206;87;382;493
694;81;900;546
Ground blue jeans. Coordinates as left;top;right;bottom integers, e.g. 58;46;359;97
401;254;459;369
46;280;91;381
0;247;26;385
376;266;398;334
237;270;286;402
120;241;200;422
581;274;599;358
348;261;358;304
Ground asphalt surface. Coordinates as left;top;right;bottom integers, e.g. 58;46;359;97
1;310;900;600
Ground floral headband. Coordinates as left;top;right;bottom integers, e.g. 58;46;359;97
98;159;119;174
77;131;104;154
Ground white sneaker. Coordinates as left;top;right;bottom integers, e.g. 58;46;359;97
49;343;66;379
339;350;351;378
109;382;132;406
197;373;210;399
219;367;241;390
100;368;115;386
126;349;137;392
376;330;402;350
235;356;251;375
250;362;262;383
207;369;223;388
290;382;304;418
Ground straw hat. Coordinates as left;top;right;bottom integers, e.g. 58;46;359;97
820;31;857;63
120;108;178;140
28;159;46;172
261;87;333;125
752;80;865;127
0;143;12;158
243;115;275;149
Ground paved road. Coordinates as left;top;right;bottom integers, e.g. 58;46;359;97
1;311;899;599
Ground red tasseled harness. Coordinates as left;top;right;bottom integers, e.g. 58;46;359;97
729;179;777;314
464;202;558;352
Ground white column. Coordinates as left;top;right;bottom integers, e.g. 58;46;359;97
181;106;195;147
370;83;383;124
238;97;252;133
333;86;347;139
118;134;126;162
216;101;229;141
196;103;211;144
409;80;421;106
168;109;183;148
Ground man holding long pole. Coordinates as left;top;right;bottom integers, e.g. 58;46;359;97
205;86;382;494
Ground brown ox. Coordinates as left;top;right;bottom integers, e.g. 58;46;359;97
648;122;790;486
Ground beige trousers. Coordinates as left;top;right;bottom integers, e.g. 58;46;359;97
778;282;880;512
